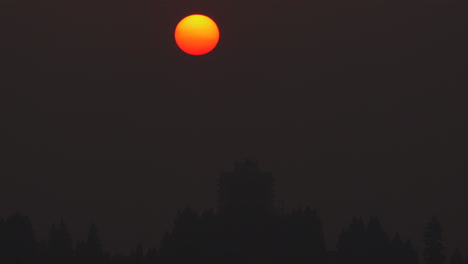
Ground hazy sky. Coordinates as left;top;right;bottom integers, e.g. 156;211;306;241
1;0;466;256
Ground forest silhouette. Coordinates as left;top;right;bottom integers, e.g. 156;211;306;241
1;0;466;261
0;160;465;264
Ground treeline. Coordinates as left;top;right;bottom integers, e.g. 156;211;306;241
0;210;466;264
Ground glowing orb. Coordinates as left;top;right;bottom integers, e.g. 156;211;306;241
174;14;220;56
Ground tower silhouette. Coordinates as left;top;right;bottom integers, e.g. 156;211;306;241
218;160;275;213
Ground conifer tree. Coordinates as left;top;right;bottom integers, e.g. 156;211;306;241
3;212;36;263
423;216;445;264
404;240;419;264
83;223;104;264
135;242;144;264
390;233;404;264
449;249;464;264
47;220;73;260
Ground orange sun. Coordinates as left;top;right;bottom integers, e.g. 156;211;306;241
175;14;220;56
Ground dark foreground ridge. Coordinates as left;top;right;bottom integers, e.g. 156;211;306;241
0;161;465;264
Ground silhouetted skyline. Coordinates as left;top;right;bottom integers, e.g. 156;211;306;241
1;0;467;257
0;162;465;263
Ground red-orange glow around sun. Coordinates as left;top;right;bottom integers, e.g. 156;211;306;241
175;14;220;56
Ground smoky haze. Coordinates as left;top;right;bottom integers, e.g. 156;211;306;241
1;0;466;256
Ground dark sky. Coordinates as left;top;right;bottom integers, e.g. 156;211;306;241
1;0;467;256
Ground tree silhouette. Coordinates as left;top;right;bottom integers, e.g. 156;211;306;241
159;232;173;257
75;224;106;264
170;207;200;257
0;162;467;264
133;242;143;264
423;216;445;264
75;240;86;258
0;205;462;264
144;247;158;264
403;240;419;264
1;212;36;264
47;219;74;262
336;216;367;264
336;216;403;264
282;207;326;263
390;233;404;264
86;224;104;258
449;249;464;264
0;217;4;262
366;216;390;264
35;240;48;264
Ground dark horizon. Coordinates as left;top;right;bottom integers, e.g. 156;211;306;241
0;160;464;264
1;0;467;259
1;159;466;257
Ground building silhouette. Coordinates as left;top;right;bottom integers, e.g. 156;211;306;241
218;160;275;213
